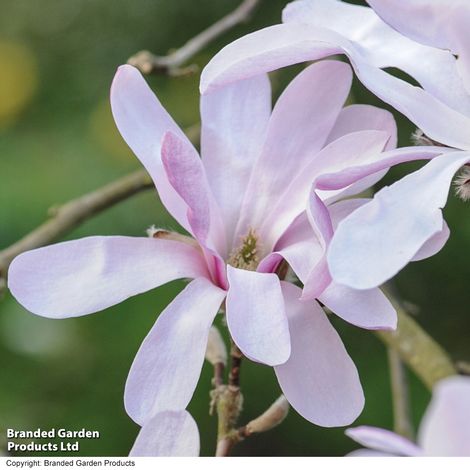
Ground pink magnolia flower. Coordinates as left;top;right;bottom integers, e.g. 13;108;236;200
201;0;466;290
8;61;441;455
346;376;470;456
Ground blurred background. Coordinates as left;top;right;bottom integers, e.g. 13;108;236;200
1;0;469;457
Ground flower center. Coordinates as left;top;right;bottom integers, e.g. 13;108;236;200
228;229;260;271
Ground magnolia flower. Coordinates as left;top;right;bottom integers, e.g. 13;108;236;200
346;376;470;456
8;60;441;455
201;0;465;290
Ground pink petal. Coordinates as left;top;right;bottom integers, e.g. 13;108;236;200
411;220;450;262
368;0;470;97
125;278;226;425
129;410;199;456
301;198;370;301
261;129;390;249
200;75;271;246
321;104;397;204
200;23;342;94
8;236;207;318
353;63;470;150
366;0;463;50
161;131;225;256
347;449;396;457
300;190;333;300
275;282;364;427
315;146;448;192
328;198;371;230
236;60;352;246
319;283;396;330
259;213;323;283
328;152;470;290
226;266;290;366
110;65;192;231
326;104;397;149
283;0;470;116
346;426;422;456
201;21;470;150
418;376;470;456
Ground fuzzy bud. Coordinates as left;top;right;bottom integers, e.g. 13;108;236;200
411;129;444;147
205;326;227;366
454;166;470;202
244;395;289;435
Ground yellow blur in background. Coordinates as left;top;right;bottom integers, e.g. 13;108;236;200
0;40;38;129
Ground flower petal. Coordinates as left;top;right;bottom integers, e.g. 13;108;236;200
201;20;470;150
315;146;447;192
347;449;395;457
319;197;397;331
346;426;422;456
275;282;364;427
319;283;396;330
418;376;470;456
261;129;390;249
258;212;323;283
200;75;271;246
365;0;463;49
125;278;226;425
320;104;397;204
161;131;225;256
129;410;199;457
411;220;450;262
110;65;192;230
326;104;396;149
226;266;290;366
200;23;341;94
8;236;207;318
236;60;352;244
353;63;470;150
300;190;333;300
284;0;470;116
328;152;470;289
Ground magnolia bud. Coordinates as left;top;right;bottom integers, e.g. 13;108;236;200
205;326;227;366
245;395;289;435
147;226;200;247
454;166;470;202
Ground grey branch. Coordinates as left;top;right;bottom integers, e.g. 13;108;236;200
388;348;414;439
128;0;261;75
0;124;200;293
0;170;153;290
377;304;457;390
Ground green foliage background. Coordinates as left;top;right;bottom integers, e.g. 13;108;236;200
0;0;469;457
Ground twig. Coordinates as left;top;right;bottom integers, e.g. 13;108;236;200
456;361;470;376
216;395;290;457
0;124;200;293
215;341;244;457
128;0;261;75
376;306;457;390
0;170;153;290
228;341;242;388
387;348;413;439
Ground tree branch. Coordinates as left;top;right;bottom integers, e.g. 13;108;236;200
128;0;262;75
215;341;244;457
216;395;289;457
388;347;413;439
377;305;457;390
0;170;153;291
0;124;200;293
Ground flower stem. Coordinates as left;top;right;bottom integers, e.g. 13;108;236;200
387;347;414;439
215;341;244;457
377;305;457;390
